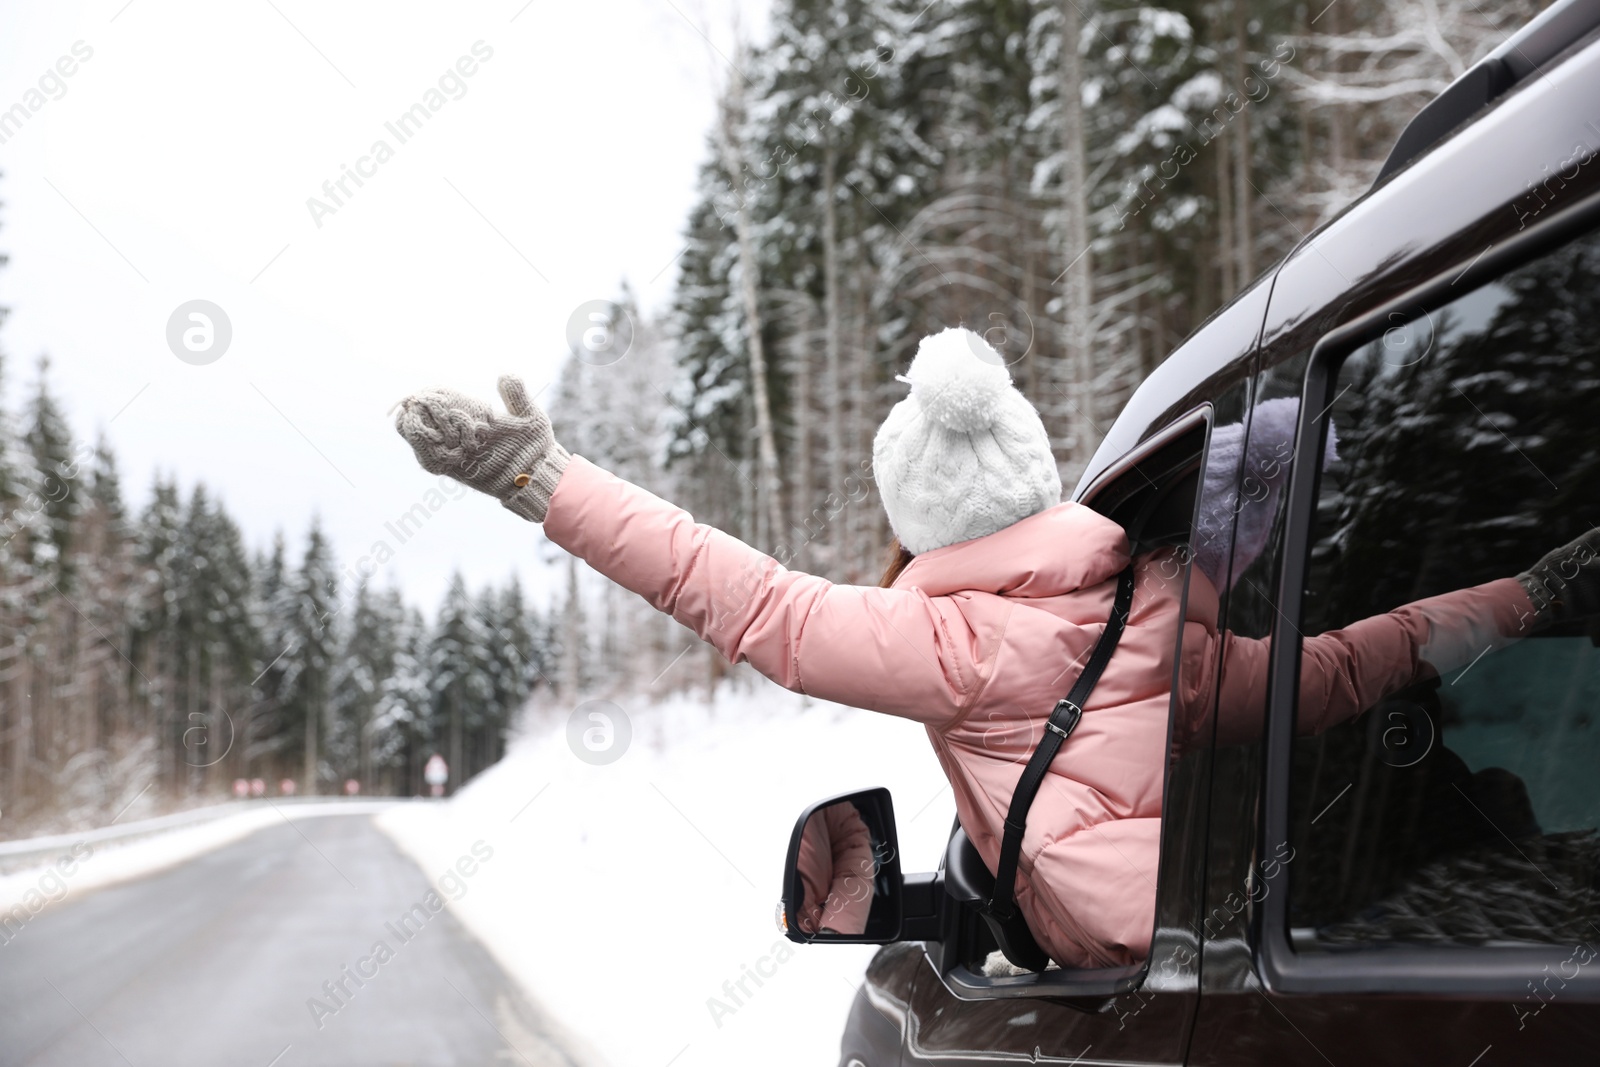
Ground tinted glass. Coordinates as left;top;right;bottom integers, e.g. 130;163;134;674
1288;231;1600;948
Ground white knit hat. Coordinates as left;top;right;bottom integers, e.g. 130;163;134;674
872;327;1062;555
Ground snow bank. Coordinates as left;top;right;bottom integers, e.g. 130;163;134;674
377;674;955;1067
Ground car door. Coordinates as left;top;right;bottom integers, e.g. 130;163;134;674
1190;156;1600;1067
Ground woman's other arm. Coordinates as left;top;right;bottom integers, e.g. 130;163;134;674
1200;577;1536;747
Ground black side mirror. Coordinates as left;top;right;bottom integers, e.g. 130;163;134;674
780;788;903;944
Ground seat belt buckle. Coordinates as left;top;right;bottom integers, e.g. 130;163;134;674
985;898;1016;922
1049;699;1083;736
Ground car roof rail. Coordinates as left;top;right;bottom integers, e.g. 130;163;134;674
1374;0;1600;185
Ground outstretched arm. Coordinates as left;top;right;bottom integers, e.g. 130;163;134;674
395;377;992;727
1201;527;1600;745
1177;525;1600;750
1205;577;1536;747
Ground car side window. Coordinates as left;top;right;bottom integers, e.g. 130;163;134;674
1287;228;1600;949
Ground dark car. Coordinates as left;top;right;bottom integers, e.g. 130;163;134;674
779;1;1600;1062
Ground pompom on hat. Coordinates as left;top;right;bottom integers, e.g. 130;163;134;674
872;327;1063;555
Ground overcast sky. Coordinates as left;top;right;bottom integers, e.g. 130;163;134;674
0;0;770;611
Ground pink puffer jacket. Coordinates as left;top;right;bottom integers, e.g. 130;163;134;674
543;456;1536;967
795;801;875;935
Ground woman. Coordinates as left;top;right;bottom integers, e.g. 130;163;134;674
395;327;1593;968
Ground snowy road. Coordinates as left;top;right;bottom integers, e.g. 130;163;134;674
0;814;580;1067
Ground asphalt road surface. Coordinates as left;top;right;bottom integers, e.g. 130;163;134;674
0;814;581;1067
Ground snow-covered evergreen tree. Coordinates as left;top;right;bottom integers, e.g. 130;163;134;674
23;358;81;587
328;581;400;788
426;573;493;794
371;599;431;795
280;519;338;793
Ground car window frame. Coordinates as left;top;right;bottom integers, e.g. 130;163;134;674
1258;187;1600;998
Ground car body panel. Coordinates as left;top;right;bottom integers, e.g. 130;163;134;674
842;942;920;1067
902;950;1194;1066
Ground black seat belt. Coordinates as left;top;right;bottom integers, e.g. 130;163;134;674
985;564;1137;929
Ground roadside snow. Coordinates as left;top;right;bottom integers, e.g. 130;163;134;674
377;673;955;1067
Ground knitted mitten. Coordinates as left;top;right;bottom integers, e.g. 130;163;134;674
1517;527;1600;628
395;375;571;522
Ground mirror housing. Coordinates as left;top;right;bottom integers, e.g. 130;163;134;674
780;788;904;944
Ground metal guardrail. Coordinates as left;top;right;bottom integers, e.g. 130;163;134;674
0;796;411;875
